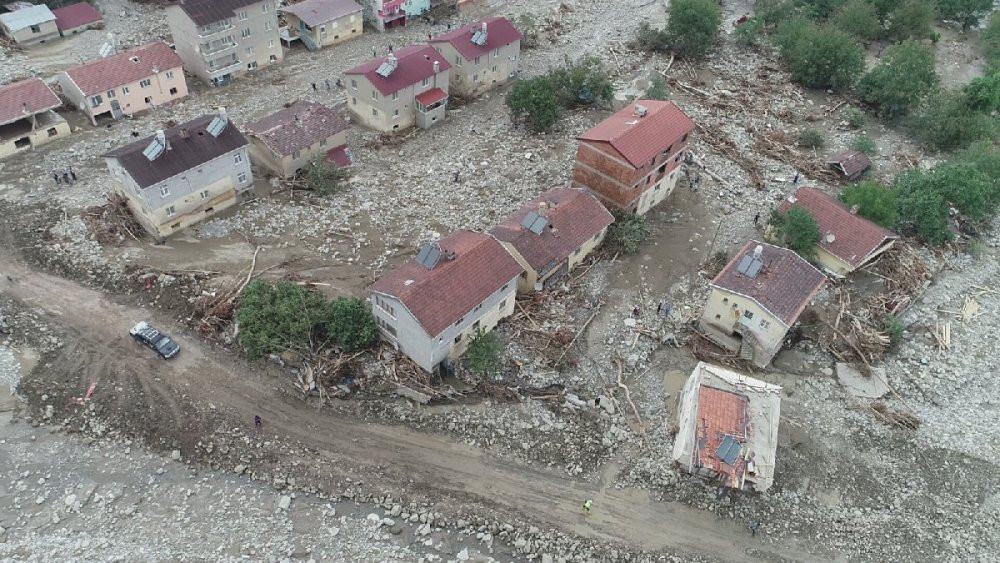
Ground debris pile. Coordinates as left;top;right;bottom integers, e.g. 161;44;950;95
81;193;144;245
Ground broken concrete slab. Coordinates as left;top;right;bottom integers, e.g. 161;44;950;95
836;363;889;399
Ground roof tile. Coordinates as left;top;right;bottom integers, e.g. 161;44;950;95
244;100;349;158
344;44;451;96
64;41;183;97
279;0;361;27
172;0;262;27
52;2;102;31
0;4;55;31
429;16;522;61
577;100;695;168
695;385;749;489
0;78;60;126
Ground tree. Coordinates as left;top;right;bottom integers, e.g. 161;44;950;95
893;170;953;244
634;22;672;52
464;330;503;378
304;156;349;195
963;71;1000;112
832;0;882;41
839;182;899;228
909;89;998;150
645;75;669;100
550;56;614;108
797;128;825;148
327;297;377;353
236;280;337;358
888;0;936;41
665;0;722;58
871;0;903;23
506;76;562;132
517;14;540;49
936;0;992;29
606;213;648;254
770;208;821;259
858;41;938;119
982;11;1000;68
777;22;865;90
892;163;996;244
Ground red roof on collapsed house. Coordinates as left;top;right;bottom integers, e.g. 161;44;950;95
344;44;451;96
64;41;183;97
243;100;349;158
777;187;898;269
429;16;522;61
490;188;614;277
0;78;60;127
52;2;102;31
577;100;695;168
695;385;749;489
370;231;523;337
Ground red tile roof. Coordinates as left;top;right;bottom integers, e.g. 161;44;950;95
52;2;102;31
429;16;522;61
280;0;361;27
64;41;183;97
326;144;353;167
777;187;898;269
828;150;871;178
172;0;262;27
370;230;523;337
244;100;349;158
415;87;447;107
695;385;749;489
490;188;614;277
577;100;695;168
0;78;60;127
711;240;826;326
344;44;451;96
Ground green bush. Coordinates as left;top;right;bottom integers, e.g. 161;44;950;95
634;22;672;52
871;0;903;22
982;11;1000;68
845;107;866;128
909;89;998;151
893;170;953;244
882;314;905;343
832;0;882;40
963;71;1000;113
734;16;766;46
327;297;378;352
607;213;648;254
646;75;669;100
936;0;992;30
892;162;997;244
506;76;562;132
464;330;503;378
665;0;722;58
888;0;936;41
549;56;614;108
304;156;350;195
839;182;899;228
850;134;878;154
770;208;821;259
777;21;865;90
797;128;826;148
858;41;939;120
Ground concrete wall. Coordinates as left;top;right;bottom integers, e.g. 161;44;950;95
59;66;188;125
167;0;282;86
699;287;786;365
572;136;688;213
106;145;252;238
247;129;348;178
4;19;59;45
0;111;70;159
372;275;519;372
431;39;520;98
346;67;450;132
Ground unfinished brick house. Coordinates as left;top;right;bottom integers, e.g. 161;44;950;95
699;241;826;368
490;187;613;293
0;78;71;160
428;16;522;98
369;230;523;373
572;100;695;215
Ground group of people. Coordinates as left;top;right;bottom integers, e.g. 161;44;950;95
52;168;78;185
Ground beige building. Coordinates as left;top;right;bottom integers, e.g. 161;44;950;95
428;16;521;98
370;230;524;373
0;78;70;160
343;44;451;132
699;241;826;368
279;0;362;51
776;186;898;277
244;100;351;178
166;0;283;86
491;187;614;293
0;4;58;46
103;111;253;239
59;41;188;125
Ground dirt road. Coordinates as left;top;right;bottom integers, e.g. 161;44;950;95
0;251;829;562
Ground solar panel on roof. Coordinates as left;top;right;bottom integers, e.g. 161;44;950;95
142;139;165;161
206;116;227;137
736;255;763;279
736;255;753;275
376;57;398;78
528;215;548;234
471;29;487;46
416;243;441;270
715;435;742;465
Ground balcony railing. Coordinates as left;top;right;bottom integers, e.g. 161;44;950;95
198;21;234;38
200;39;237;56
208;56;241;74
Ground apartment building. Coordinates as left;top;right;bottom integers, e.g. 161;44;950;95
428;16;521;98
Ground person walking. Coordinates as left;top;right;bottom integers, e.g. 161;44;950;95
62;172;70;185
753;212;760;226
453;170;460;183
325;78;331;91
582;499;593;513
749;521;760;537
793;172;800;184
254;415;262;430
53;173;61;185
311;82;318;91
69;168;77;182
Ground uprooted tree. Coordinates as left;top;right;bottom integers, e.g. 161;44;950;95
769;208;821;260
303;156;350;195
606;213;648;254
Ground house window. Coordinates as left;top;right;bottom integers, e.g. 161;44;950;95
455;55;461;66
474;56;480;65
30;24;40;33
681;133;688;142
245;46;254;55
351;97;357;105
393;109;399;117
123;86;130;94
351;79;357;89
165;205;176;216
722;297;729;303
234;151;243;164
270;54;277;62
237;171;248;183
715;314;722;320
493;48;500;57
47;127;57;137
140;79;151;88
292;150;301;159
473;74;478;82
664;145;673;155
166;70;174;79
372;108;379;117
107;90;116;98
472;320;481;330
499;299;507;310
574;247;582;256
144;96;153;104
759;318;770;330
238;10;248;20
592;230;601;241
502;283;509;291
262;2;269;12
319;138;327;147
264;20;274;31
241;28;251;38
743;310;754;319
454;334;462;343
491;66;498;73
89;95;103;107
392;91;399;100
159;186;169;197
169;87;178;95
371;90;377;100
200;189;210;199
421;77;429;86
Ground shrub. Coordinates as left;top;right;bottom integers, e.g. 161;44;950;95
850;134;878;154
734;16;766;46
797;128;826;148
892;163;996;244
845;107;866;128
770;208;821;259
607;213;648;254
858;41;939;120
327;297;378;353
797;0;850;19
464;330;503;378
755;0;800;26
646;75;669;100
963;71;1000;113
893;170;953;244
634;22;672;52
832;0;882;41
665;0;722;58
936;0;993;30
888;0;936;41
882;314;905;343
304;157;350;195
982;11;1000;68
777;22;865;90
909;89;998;150
550;56;614;108
506;76;562;132
871;0;903;23
839;182;899;228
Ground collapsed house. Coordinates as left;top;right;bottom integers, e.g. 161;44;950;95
0;78;70;160
0;4;58;46
827;150;871;180
776;186;898;276
369;230;523;373
428;16;522;98
672;361;781;492
244;100;351;178
699;240;826;368
490;187;614;293
278;0;362;51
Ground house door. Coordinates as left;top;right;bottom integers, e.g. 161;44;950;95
110;99;123;119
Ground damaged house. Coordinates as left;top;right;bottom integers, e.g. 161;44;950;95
0;78;71;160
370;230;523;373
428;16;522;98
0;4;58;46
278;0;362;51
672;361;781;493
699;241;826;368
776;186;898;277
572;100;695;215
244;100;351;178
490;187;614;293
103;110;253;239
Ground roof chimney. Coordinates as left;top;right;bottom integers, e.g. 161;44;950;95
825;233;836;244
180;127;189;139
849;204;860;215
634;104;648;117
218;106;228;122
433;60;440;73
481;21;487;33
22;102;29;115
155;129;165;145
753;245;763;260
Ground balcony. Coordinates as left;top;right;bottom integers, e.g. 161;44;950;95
378;0;406;20
198;20;234;38
200;38;237;56
207;55;241;75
